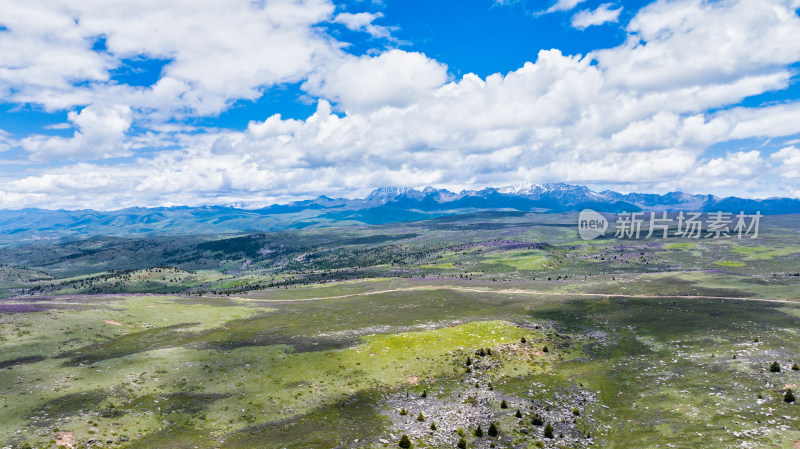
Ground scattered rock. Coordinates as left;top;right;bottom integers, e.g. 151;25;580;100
53;431;77;449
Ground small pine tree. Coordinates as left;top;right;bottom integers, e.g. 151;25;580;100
793;363;800;371
466;357;472;366
500;399;508;409
572;406;580;416
466;366;472;374
542;345;549;353
430;422;437;431
785;389;796;403
421;390;427;398
531;414;544;426
400;408;408;416
488;422;498;437
521;336;527;344
486;348;492;356
474;425;484;437
479;348;486;357
417;412;425;422
543;423;554;439
515;409;523;418
457;438;467;449
398;434;412;449
770;361;781;372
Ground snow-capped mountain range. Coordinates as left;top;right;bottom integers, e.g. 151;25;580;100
1;183;798;243
256;182;771;214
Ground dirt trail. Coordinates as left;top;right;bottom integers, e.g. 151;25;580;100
230;285;800;305
5;286;797;307
103;319;127;327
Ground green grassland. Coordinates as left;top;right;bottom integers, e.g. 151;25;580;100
3;212;800;448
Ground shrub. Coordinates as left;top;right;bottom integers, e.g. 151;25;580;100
474;425;484;437
531;414;544;426
430;422;437;431
486;348;492;356
770;361;781;373
521;336;527;343
500;400;508;409
400;408;408;416
793;363;800;371
398;435;412;449
572;406;580;416
785;389;796;403
457;438;467;449
417;412;425;422
515;409;523;418
466;357;472;366
542;346;549;353
421;390;427;398
488;422;498;437
544;423;554;439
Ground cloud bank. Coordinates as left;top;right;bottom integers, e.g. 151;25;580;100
1;0;800;209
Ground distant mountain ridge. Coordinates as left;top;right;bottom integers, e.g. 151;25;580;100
1;183;798;244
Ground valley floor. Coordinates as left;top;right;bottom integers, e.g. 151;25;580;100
3;275;800;448
4;213;800;448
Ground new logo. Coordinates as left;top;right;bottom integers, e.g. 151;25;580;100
578;209;608;240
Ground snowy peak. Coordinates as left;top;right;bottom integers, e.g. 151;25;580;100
366;186;457;202
366;187;415;201
497;183;588;196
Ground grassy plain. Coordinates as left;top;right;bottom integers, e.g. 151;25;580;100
2;212;800;448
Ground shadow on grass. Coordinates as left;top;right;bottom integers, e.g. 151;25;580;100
221;392;389;449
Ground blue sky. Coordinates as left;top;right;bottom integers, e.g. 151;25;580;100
1;0;800;209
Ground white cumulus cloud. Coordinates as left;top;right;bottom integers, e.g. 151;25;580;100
544;0;588;14
771;146;800;179
333;12;393;38
303;50;449;113
2;0;800;208
20;104;132;160
572;4;623;29
0;0;340;115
